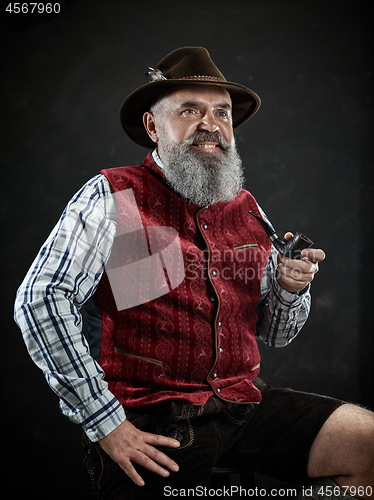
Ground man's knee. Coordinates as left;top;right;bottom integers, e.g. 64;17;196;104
308;403;374;479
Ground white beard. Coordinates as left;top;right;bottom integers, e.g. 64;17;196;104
157;130;244;207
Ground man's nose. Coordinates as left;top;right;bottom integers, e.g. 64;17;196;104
197;111;219;133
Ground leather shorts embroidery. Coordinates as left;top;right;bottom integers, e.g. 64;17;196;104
224;402;255;425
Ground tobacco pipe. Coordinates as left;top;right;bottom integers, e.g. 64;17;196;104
248;211;314;259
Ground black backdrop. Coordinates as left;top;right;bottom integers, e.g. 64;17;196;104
2;1;372;497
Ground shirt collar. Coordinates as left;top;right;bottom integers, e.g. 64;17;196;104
151;149;164;171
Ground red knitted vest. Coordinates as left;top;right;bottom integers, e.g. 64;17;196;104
96;154;272;408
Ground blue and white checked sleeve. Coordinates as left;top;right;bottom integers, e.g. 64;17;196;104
14;174;125;442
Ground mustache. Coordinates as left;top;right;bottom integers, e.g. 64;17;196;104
182;131;231;150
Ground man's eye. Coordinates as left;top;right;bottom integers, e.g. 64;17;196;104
217;111;228;117
182;109;196;115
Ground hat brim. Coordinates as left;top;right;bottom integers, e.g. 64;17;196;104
119;79;261;149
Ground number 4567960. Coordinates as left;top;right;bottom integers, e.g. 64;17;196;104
5;3;61;14
318;485;372;498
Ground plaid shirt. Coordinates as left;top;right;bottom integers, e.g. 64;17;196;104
14;153;310;442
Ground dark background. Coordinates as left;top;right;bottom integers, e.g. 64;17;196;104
2;0;372;497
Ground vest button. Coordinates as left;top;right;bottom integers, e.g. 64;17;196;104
219;348;223;354
213;373;217;379
218;321;222;327
203;224;208;230
217;388;221;394
210;296;215;302
212;270;217;277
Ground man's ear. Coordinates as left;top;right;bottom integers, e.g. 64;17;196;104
143;112;159;144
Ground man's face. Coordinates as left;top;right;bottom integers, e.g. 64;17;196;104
143;85;243;207
145;85;234;156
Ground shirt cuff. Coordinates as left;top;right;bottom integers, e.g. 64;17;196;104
70;390;126;442
273;278;310;306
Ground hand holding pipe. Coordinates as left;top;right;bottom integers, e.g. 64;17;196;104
248;211;314;259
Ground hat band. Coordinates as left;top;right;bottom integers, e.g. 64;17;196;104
178;75;226;82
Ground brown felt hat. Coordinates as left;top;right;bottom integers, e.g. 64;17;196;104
119;46;261;149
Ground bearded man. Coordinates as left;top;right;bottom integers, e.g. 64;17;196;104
14;47;374;499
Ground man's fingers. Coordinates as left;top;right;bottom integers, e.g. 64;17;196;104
278;262;314;279
98;420;180;487
277;248;322;293
142;431;180;449
144;444;179;473
121;430;180;481
143;434;180;473
141;431;180;472
134;449;171;477
279;257;318;275
121;446;178;483
143;431;180;447
283;231;294;241
278;255;311;273
120;459;145;487
301;248;326;263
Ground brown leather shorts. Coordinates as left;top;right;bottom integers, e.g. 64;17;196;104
83;378;344;499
